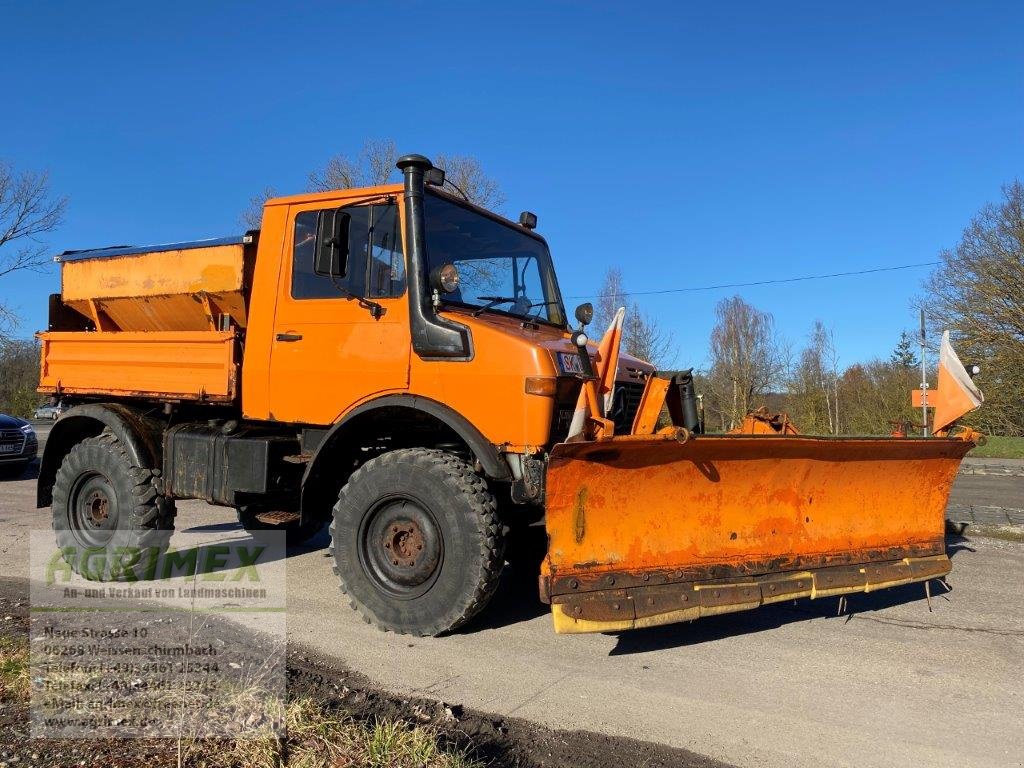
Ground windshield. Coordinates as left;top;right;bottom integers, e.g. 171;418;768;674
423;192;566;325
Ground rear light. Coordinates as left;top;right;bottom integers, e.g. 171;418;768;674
525;376;558;397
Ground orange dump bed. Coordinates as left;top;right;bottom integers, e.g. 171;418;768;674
38;237;251;402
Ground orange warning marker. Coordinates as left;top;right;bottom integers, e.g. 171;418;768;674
912;331;984;435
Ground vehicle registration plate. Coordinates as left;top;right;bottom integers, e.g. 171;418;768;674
558;352;585;376
0;443;18;454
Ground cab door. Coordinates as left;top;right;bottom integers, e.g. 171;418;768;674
267;199;410;424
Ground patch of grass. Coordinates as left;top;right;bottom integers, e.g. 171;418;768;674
182;696;484;768
969;435;1024;459
0;632;29;700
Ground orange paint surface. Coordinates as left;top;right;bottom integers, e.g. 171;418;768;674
38;330;239;401
542;433;971;588
60;243;249;331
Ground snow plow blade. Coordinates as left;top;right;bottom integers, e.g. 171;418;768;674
541;433;972;634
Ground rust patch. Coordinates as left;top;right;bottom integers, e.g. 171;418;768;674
552;554;952;630
573;487;587;544
547;539;945;597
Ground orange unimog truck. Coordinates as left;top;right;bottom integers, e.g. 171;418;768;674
37;154;979;636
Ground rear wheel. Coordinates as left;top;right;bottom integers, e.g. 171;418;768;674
330;448;505;636
51;433;176;580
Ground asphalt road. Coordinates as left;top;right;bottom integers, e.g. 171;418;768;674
3;423;1022;767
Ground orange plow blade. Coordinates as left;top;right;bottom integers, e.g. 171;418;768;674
541;433;972;633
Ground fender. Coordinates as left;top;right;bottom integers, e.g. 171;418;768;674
304;394;510;487
37;403;163;508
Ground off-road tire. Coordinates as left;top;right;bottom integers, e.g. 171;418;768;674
329;448;505;636
51;432;176;581
236;505;325;546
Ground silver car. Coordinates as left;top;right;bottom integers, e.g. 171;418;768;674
33;402;63;420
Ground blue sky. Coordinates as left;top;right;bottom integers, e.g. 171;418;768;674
2;1;1021;369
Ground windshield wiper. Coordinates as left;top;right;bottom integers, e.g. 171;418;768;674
472;296;518;316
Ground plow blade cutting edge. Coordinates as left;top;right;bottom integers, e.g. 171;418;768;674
541;433;971;634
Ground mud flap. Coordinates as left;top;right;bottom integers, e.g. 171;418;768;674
541;434;971;634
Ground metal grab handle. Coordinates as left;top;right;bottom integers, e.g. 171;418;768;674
275;332;303;342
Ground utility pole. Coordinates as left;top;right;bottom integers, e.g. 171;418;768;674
920;308;929;437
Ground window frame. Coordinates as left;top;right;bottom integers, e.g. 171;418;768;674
289;199;406;301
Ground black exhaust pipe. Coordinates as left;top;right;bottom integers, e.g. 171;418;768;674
397;154;472;360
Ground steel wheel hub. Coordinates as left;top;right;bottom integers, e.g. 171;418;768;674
360;498;443;598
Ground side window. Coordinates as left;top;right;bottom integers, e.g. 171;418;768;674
365;204;405;299
291;211;323;298
291;204;405;300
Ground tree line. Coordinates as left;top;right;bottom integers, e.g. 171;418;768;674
0;145;1020;436
591;181;1024;436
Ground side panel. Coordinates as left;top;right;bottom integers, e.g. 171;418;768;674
263;200;410;424
38;330;238;401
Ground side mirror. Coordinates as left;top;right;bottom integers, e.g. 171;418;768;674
574;302;593;327
315;209;351;277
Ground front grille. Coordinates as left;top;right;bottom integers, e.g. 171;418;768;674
609;382;645;433
0;428;27;456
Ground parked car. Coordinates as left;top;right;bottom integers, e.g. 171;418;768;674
33;402;64;420
0;414;38;478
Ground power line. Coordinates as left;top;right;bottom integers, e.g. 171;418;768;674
565;260;940;300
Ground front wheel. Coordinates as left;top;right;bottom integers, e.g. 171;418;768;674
329;449;505;636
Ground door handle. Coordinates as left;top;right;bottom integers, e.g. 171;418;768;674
276;332;303;342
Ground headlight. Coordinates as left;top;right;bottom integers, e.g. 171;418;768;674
430;263;460;294
20;423;34;435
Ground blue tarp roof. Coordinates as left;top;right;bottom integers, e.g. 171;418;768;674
57;236;246;263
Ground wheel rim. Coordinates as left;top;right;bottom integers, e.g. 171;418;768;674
68;471;118;548
358;496;443;599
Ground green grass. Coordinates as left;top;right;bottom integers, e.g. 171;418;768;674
0;633;29;700
968;435;1024;459
1;623;483;768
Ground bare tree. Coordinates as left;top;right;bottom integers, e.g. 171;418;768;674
240;185;276;229
622;306;675;369
308;139;399;191
593;267;627;332
920;180;1024;435
0;162;67;338
305;141;507;212
434;154;505;210
592;267;674;368
706;296;787;431
240;139;506;227
787;321;841;434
